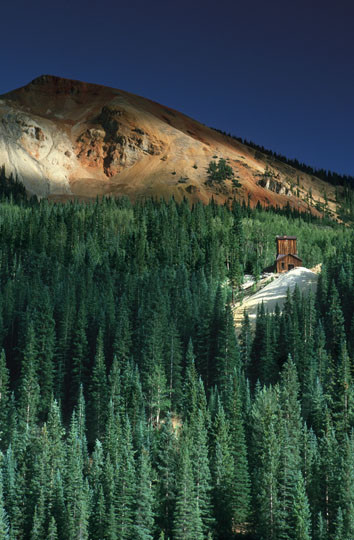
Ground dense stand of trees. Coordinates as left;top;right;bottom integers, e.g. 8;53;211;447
0;186;353;539
211;128;354;189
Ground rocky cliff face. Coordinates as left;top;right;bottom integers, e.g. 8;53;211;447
0;75;337;213
75;105;164;177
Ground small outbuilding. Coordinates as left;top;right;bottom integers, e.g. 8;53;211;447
275;235;302;273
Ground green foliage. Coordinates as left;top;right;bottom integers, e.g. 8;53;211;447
0;166;27;203
0;192;352;539
173;438;203;540
207;158;234;185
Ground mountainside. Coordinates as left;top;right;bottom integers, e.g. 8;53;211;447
0;75;338;213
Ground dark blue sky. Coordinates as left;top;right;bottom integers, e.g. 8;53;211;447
1;0;354;175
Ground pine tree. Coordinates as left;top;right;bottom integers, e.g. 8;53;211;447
105;503;117;540
337;432;354;539
251;385;281;540
326;284;345;360
188;411;214;537
319;420;340;537
333;507;344;540
214;304;241;397
0;350;10;447
211;399;235;537
112;293;132;365
115;416;136;540
18;323;40;431
90;484;106;540
2;445;24;538
133;450;155;540
226;373;251;532
194;297;212;388
54;284;74;405
239;310;252;377
30;500;45;540
51;471;69;540
277;357;303;540
154;414;178;538
146;361;170;428
293;472;312;540
89;329;108;442
108;356;122;413
47;398;65;482
47;516;58;540
315;512;327;540
250;302;267;386
32;293;56;418
65;412;90;540
164;322;183;410
332;341;354;439
183;340;199;420
0;472;9;540
173;439;203;540
70;302;89;408
120;360;145;431
89;440;106;540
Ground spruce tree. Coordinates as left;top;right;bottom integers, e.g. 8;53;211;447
0;472;9;540
70;302;89;408
32;294;56;418
183;340;199;420
188;411;214;537
133;450;155;540
115;416;136;540
251;385;281;540
154;414;178;538
18;323;40;431
226;373;251;532
65;412;90;540
211;399;235;537
164;322;183;410
239;310;252;377
173;438;203;540
47;516;58;540
293;472;312;540
277;357;303;540
89;329;108;442
0;350;10;447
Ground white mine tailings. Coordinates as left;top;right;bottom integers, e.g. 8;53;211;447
233;267;319;329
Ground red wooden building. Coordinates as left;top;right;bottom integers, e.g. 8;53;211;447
275;235;302;273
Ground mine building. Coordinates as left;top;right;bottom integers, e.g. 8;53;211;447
275;235;302;273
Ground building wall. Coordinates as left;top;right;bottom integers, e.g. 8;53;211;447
276;238;297;256
276;254;302;273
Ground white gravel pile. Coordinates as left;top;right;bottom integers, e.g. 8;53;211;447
234;267;318;328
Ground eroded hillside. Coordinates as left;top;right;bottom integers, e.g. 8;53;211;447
0;75;338;214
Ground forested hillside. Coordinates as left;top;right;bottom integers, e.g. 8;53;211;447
0;185;353;539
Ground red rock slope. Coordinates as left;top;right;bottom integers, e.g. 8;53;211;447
0;75;337;213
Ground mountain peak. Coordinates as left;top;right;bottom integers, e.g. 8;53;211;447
0;76;338;215
21;74;104;95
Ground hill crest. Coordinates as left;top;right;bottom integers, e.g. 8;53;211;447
0;75;338;215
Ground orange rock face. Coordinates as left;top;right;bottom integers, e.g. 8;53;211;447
0;75;337;215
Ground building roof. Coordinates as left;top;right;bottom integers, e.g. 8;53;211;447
276;235;297;240
276;253;302;262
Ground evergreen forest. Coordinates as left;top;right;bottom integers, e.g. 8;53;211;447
0;179;353;539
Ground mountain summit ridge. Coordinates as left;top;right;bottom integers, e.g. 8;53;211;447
0;75;337;214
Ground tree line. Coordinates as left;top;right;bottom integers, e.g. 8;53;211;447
211;128;354;189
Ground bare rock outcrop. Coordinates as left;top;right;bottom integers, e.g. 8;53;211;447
75;105;164;177
257;176;292;196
